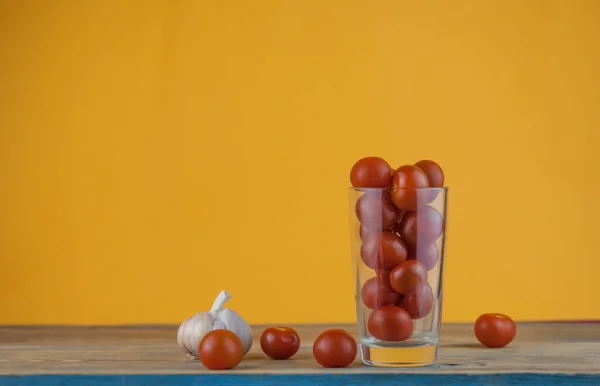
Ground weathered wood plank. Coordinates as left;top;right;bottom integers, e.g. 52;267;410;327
0;323;599;377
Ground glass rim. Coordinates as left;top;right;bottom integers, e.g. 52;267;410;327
348;186;449;191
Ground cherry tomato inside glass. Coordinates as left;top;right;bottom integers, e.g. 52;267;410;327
390;210;406;234
407;242;439;271
389;260;428;295
350;157;393;188
398;206;443;249
360;232;407;270
313;329;357;368
415;159;445;203
474;313;517;348
361;275;401;309
198;329;244;370
414;160;444;188
355;192;398;231
260;327;301;360
390;165;430;211
367;305;413;342
359;223;369;240
399;282;434;319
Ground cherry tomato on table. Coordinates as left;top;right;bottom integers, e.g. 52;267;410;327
398;206;444;249
361;275;401;309
399;282;435;319
367;305;413;342
313;329;357;368
260;327;301;360
355;192;398;231
390;165;430;211
474;313;517;348
360;232;407;270
350;157;393;188
389;260;428;295
198;329;244;370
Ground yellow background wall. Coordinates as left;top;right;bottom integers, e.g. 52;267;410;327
1;0;599;325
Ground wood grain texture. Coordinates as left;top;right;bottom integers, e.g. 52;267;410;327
0;323;599;383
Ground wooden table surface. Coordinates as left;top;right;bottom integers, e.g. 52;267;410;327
1;322;599;385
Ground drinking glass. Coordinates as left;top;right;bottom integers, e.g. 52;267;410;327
349;187;448;367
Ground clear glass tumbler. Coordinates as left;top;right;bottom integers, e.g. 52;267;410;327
349;187;448;367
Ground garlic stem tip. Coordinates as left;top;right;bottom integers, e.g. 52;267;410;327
210;290;233;312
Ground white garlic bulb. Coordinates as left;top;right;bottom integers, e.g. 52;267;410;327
177;290;253;358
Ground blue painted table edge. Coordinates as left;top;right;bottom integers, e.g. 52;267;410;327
1;373;599;386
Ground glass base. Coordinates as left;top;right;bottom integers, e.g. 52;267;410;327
360;340;438;367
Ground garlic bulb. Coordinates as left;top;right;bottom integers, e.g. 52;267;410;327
177;290;253;358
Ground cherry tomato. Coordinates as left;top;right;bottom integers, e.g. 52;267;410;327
375;269;391;280
355;192;398;231
399;282;434;319
474;313;517;348
389;260;428;295
359;223;369;240
390;210;406;233
415;160;445;203
313;329;357;368
414;160;444;188
260;327;301;360
398;206;443;249
390;165;430;211
361;275;401;309
350;157;393;188
367;305;413;342
407;242;439;271
198;329;244;370
358;224;381;240
360;232;407;270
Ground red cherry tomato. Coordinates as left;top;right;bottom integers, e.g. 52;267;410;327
360;232;407;270
375;269;391;280
260;327;301;360
198;329;244;370
313;329;357;368
361;275;401;309
389;260;428;295
390;210;406;233
407;242;439;271
359;223;369;240
358;224;370;240
390;165;430;211
398;206;443;249
367;305;413;341
399;282;434;319
355;192;398;231
414;160;444;188
350;157;393;188
474;313;517;348
415;160;445;203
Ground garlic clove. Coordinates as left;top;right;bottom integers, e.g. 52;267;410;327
181;314;200;354
186;312;214;357
177;316;193;356
181;313;202;357
212;315;227;330
217;308;253;354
